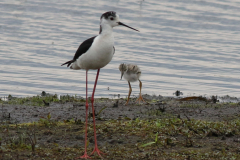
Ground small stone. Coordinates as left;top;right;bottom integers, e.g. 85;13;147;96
107;139;117;144
75;136;84;140
118;140;123;144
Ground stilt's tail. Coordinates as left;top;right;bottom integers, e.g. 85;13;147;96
61;60;75;67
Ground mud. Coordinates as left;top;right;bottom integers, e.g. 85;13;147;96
1;95;240;124
1;95;240;159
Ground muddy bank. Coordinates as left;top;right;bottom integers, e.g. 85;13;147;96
1;95;240;159
1;95;240;124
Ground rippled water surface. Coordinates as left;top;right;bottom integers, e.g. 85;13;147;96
1;0;240;98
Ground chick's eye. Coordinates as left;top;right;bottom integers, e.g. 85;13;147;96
110;17;114;21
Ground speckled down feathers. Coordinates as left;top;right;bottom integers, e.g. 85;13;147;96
119;63;141;82
125;64;141;75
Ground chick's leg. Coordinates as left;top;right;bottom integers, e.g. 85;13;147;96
136;80;145;104
125;81;132;105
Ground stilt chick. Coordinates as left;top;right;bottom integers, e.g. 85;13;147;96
119;63;145;105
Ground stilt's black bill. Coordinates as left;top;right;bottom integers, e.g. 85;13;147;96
120;72;124;80
118;22;139;32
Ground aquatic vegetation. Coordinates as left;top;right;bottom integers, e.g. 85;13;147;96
1;92;85;106
0;116;240;159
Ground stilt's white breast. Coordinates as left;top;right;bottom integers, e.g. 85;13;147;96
122;64;141;82
77;34;114;70
123;73;139;82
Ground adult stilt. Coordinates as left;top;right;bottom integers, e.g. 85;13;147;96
61;11;139;159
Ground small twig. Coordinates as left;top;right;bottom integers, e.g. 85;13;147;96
43;100;49;106
199;109;204;114
184;113;191;121
158;105;166;112
1;104;3;123
27;129;37;153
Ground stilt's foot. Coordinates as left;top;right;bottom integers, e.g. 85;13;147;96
91;146;106;157
136;95;145;104
75;153;91;159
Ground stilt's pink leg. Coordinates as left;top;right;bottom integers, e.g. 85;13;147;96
90;69;105;157
76;70;91;159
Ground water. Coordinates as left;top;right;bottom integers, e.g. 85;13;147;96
1;0;240;98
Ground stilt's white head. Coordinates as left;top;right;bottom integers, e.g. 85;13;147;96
100;11;139;33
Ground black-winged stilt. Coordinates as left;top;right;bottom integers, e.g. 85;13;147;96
119;63;145;105
61;11;139;159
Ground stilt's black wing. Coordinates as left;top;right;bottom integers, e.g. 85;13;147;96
61;36;97;67
73;36;97;60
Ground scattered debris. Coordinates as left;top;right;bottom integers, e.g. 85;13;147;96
112;100;119;108
173;90;183;96
178;96;208;102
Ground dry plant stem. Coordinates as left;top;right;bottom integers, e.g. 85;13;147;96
184;113;191;121
27;130;36;153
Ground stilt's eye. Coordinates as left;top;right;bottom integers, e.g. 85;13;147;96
110;17;114;21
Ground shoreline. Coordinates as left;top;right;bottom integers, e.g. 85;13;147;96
1;94;240;159
1;93;240;124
